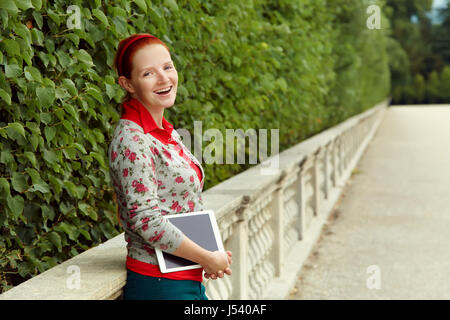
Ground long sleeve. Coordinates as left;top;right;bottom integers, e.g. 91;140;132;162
109;127;184;254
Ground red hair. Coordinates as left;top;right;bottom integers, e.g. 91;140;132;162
114;33;170;102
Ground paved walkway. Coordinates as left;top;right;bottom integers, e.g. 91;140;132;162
288;105;450;300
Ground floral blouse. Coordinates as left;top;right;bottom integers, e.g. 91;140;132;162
108;112;205;268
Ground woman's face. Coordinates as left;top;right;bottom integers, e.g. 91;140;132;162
122;44;178;110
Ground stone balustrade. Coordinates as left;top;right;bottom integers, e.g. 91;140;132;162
0;99;388;300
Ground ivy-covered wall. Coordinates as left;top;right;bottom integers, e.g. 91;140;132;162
0;0;390;293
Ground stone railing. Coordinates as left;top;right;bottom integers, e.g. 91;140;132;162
0;99;389;300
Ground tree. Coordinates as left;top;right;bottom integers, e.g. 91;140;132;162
426;71;441;103
431;3;450;66
386;0;450;104
440;66;450;102
412;74;426;103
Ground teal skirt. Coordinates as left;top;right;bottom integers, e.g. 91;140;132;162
123;269;208;300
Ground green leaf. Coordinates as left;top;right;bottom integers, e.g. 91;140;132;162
29;133;39;151
32;11;43;29
40;112;52;125
55;50;72;68
4;64;22;78
62;79;77;96
23;151;37;168
86;87;104;103
36;87;55;108
74;49;94;67
41;204;55;221
44;126;56;142
0;177;10;197
0;149;13;165
72;142;87;154
2;39;20;57
0;88;11;105
92;8;109;26
164;0;179;12
90;151;106;168
62;120;74;133
79;229;92;240
11;172;27;193
55;222;79;241
24;66;42;83
133;0;147;13
25;168;50;193
33;183;49;194
31;0;42;10
63;180;77;197
42;149;57;165
0;1;18;13
79;202;97;220
75;185;86;199
65;33;80;46
88;209;97;221
7;195;24;219
64;103;79;121
15;0;34;11
7;122;25;139
148;6;163;26
276;77;288;92
48;175;62;195
48;232;62;252
47;8;60;26
105;83;116;100
232;56;241;67
15;22;32;43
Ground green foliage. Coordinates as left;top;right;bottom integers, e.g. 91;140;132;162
440;65;450;101
387;0;450;104
393;66;450;104
426;71;440;103
324;0;390;123
0;0;390;293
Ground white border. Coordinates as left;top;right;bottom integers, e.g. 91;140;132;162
155;210;225;273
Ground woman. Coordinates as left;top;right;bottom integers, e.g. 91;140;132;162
108;33;232;300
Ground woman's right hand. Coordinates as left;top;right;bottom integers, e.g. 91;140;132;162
202;251;230;279
170;235;232;280
203;251;232;280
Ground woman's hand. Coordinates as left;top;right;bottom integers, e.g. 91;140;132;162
170;236;232;280
204;251;232;280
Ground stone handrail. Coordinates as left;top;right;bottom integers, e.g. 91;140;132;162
0;99;389;300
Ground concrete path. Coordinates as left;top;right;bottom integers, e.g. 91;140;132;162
288;105;450;300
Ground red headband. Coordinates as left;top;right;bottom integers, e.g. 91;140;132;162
117;34;157;76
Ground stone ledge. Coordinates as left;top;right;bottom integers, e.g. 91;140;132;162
0;234;127;300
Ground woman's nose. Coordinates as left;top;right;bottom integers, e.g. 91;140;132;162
156;69;169;83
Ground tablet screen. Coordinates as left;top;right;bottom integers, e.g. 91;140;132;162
158;211;223;272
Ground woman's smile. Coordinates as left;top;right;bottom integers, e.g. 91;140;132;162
154;85;173;97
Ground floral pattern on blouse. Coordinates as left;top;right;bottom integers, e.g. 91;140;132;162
108;119;205;265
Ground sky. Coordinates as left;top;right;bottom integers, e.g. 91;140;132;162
428;0;448;24
432;0;447;9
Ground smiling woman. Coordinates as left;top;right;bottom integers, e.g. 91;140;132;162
114;34;177;127
109;33;232;300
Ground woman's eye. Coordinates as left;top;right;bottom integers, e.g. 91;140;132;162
165;65;173;70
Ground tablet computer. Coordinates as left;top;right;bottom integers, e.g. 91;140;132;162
155;210;225;273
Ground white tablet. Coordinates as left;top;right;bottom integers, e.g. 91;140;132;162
155;210;225;273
